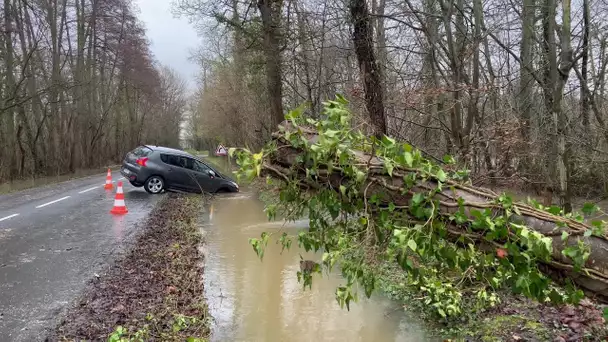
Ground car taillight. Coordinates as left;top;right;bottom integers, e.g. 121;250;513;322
136;157;148;167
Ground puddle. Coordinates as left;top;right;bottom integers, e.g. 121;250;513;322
200;193;429;341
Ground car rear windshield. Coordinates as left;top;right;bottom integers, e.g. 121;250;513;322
131;146;152;157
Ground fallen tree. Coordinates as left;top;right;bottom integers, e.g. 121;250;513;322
233;97;608;316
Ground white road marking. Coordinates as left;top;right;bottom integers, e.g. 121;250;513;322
78;186;98;194
35;196;71;209
0;214;19;222
119;177;125;180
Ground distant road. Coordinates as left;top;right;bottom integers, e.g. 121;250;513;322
0;172;163;341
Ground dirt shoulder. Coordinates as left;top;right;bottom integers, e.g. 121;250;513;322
52;193;210;341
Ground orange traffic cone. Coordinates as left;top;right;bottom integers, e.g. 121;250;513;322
104;169;113;190
110;181;128;215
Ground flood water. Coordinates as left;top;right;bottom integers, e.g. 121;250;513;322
199;191;429;342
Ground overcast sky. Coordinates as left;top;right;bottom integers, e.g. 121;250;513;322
134;0;200;91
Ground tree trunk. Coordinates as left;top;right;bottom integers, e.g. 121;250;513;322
519;0;535;140
257;0;285;127
581;0;590;132
3;0;18;179
349;0;386;138
541;0;573;212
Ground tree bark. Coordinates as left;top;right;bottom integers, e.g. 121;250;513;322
581;0;590;132
3;0;18;178
257;0;285;127
349;0;386;138
519;0;535;140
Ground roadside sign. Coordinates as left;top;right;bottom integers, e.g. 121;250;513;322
215;144;227;156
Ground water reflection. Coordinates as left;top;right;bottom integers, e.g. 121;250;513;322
201;193;428;342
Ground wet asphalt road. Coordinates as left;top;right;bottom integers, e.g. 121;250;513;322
0;172;163;341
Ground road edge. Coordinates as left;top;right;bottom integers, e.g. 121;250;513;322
51;193;211;341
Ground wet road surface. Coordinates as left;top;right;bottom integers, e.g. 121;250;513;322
0;172;163;341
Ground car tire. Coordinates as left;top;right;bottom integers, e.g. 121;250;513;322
144;176;164;194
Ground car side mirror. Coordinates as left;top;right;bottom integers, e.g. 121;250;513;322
208;170;216;178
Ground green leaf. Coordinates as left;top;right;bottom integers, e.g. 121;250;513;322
285;105;304;120
355;170;366;182
582;202;599;216
335;93;348;104
385;162;394;176
404;152;413;167
382;135;396;147
436;169;446;182
412;193;424;206
513;205;522;216
407;239;417;252
542;237;553;253
561;231;569;241
325;129;340;138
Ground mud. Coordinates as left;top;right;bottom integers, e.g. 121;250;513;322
51;193;210;341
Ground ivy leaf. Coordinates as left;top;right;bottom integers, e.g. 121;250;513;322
407;239;417;252
582;202;599;216
542;237;553;253
513;205;522;216
385;161;394;176
404;152;413;167
561;231;569;241
335;93;348;104
412;193;425;206
325;129;340;138
355;170;366;183
436;169;447;182
382;135;395;147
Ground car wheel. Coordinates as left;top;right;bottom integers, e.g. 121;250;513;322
144;176;164;194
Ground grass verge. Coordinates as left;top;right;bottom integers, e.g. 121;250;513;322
53;193;211;342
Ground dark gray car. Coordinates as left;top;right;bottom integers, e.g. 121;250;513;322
120;145;239;194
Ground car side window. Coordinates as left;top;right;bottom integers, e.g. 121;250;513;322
193;160;211;173
160;154;183;168
132;146;152;157
179;157;194;170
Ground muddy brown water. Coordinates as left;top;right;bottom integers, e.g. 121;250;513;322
199;191;429;342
